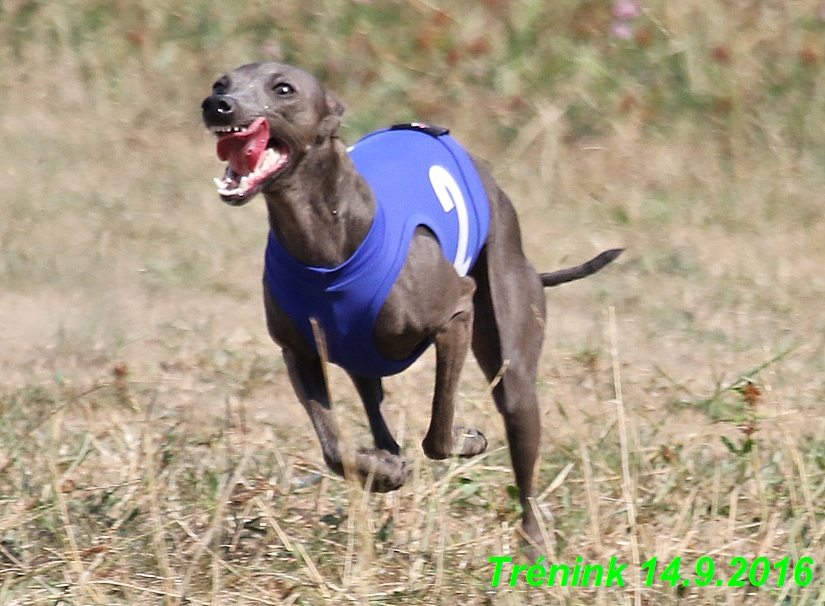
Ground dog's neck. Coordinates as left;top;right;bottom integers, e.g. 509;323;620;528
263;139;375;268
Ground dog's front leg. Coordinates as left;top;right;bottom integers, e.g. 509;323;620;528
349;374;401;455
421;277;488;460
284;350;409;492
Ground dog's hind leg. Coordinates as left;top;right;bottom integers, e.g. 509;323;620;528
284;351;409;492
471;246;546;550
349;374;401;455
468;179;548;551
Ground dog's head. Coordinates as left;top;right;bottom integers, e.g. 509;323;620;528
202;62;345;206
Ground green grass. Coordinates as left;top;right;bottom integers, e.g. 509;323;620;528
2;0;825;604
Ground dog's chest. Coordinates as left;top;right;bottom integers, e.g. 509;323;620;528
265;125;490;377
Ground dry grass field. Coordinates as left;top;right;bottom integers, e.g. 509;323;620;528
2;1;825;604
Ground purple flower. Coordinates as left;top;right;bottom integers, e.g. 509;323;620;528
613;0;641;20
610;22;635;39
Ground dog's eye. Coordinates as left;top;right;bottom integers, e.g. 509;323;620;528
273;82;295;96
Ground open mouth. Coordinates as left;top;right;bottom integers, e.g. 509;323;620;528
210;117;290;202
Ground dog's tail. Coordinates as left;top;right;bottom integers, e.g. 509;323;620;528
540;248;624;287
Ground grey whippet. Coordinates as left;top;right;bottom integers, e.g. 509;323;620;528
201;62;621;550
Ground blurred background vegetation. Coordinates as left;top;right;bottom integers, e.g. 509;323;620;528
6;0;825;140
3;0;824;374
4;0;825;294
2;1;825;604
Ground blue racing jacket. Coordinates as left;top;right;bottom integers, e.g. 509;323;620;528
264;124;490;377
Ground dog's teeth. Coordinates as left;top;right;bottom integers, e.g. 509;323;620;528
214;174;240;196
210;125;249;134
267;150;280;168
213;146;286;198
263;148;281;170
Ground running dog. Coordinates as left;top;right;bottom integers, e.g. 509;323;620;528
201;62;621;549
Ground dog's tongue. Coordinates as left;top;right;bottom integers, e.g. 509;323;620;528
216;117;270;176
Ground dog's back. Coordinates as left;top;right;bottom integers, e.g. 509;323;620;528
265;124;491;377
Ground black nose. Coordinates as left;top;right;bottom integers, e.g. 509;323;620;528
202;94;237;125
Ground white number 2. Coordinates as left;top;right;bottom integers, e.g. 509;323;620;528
428;165;471;276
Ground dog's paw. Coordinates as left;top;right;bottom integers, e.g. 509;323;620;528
518;514;550;562
451;425;488;458
422;425;488;459
355;448;411;493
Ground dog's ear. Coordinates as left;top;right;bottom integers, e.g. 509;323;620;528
317;91;345;141
325;91;345;117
